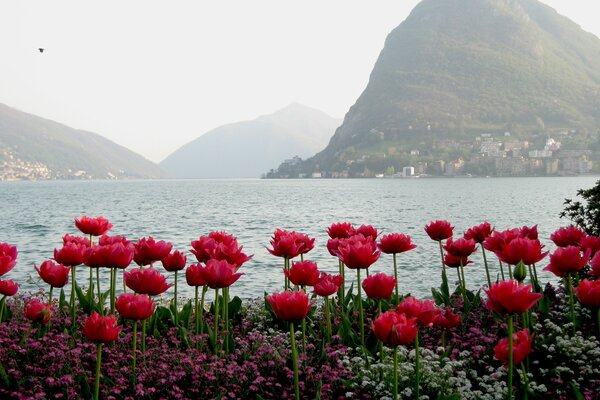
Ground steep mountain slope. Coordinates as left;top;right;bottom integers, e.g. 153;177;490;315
0;103;164;179
305;0;600;173
160;103;340;178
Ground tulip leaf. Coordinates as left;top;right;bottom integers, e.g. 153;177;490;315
431;287;450;307
179;300;192;327
570;383;585;400
59;288;68;311
75;284;92;313
228;296;242;319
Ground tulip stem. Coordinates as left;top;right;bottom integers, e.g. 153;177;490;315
132;321;137;388
508;315;513;400
96;268;101;312
565;274;576;335
507;262;513;280
324;296;331;343
194;286;199;336
596;308;600;338
89;268;94;304
284;257;290;290
532;263;539;290
356;269;365;346
70;266;77;326
173;271;178;327
415;331;420;400
482;247;492;288
338;260;345;309
123;270;127;293
94;343;102;400
214;288;219;355
200;286;207;335
499;261;506;281
48;286;53;305
301;317;306;354
438;241;450;298
142;319;146;363
110;268;117;314
520;362;530;398
224;287;229;354
290;322;300;400
392;253;399;302
459;260;467;298
393;345;398;400
0;296;6;323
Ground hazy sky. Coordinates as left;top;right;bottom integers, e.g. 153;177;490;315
1;1;598;162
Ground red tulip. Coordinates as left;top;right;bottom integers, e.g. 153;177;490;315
75;216;112;237
99;235;131;246
296;233;315;255
0;242;18;276
25;298;52;324
0;279;19;296
396;296;439;327
580;235;600;258
83;312;121;343
284;260;320;287
161;250;187;272
425;220;454;242
362;272;396;300
443;237;477;257
186;263;208;287
190;236;217;263
266;290;313;321
496;238;547;266
356;224;378;241
433;307;461;329
519;225;539;240
483;229;517;254
326;238;342;257
267;229;304;259
463;222;494;243
337;234;380;270
35;260;70;288
327;222;355;239
124;266;173;296
133;237;173;266
54;242;88;266
372;311;418;346
200;259;244;289
484;280;542;314
86;243;134;269
62;234;91;247
544;246;590;278
443;253;472;269
591;252;600;278
575;279;600;308
116;293;155;320
550;226;586;247
212;241;253;270
494;329;534;366
313;272;343;297
378;233;417;254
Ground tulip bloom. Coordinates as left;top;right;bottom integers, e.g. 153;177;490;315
124;267;173;296
54;242;88;266
35;260;70;303
313;273;343;297
161;250;187;326
199;259;244;289
190;236;217;263
550;226;586;247
83;312;121;400
580;235;600;258
116;293;155;320
496;238;547;266
25;298;52;324
75;216;113;237
443;237;477;257
267;229;305;259
494;329;534;366
133;237;173;266
544;246;590;278
362;272;396;300
425;220;454;242
63;234;91;247
356;224;378;241
0;243;17;276
337;234;380;270
396;296;439;328
464;222;494;243
284;260;320;287
0;279;18;297
575;279;600;308
327;222;355;239
378;233;416;254
267;290;313;321
484;280;542;315
433;307;461;330
591;252;600;278
443;253;472;269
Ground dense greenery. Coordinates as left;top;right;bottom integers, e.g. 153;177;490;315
561;179;600;236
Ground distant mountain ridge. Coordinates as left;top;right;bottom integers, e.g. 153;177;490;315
296;0;600;175
160;103;340;178
0;103;164;180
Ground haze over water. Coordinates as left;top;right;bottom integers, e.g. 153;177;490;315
1;177;596;300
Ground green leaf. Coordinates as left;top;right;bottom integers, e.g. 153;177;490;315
228;296;242;319
179;300;192;327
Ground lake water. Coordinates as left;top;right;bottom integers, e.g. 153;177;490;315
0;177;597;301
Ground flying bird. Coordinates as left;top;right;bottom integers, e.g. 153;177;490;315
38;48;44;53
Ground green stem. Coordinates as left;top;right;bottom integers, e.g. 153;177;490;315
200;286;207;335
96;267;101;312
123;270;127;293
597;308;600;339
284;257;290;290
224;287;229;354
89;267;94;304
508;315;514;400
532;263;539;291
132;321;137;388
442;330;447;350
520;362;530;399
0;296;6;323
528;265;535;290
338;260;345;307
357;268;364;346
194;286;199;336
507;262;514;280
393;346;398;400
438;241;450;297
214;287;219;355
325;296;331;343
173;271;178;326
94;343;102;400
340;260;346;307
70;266;76;326
142;319;146;363
415;331;420;400
499;260;506;281
110;268;116;314
456;267;463;290
566;274;576;335
49;286;54;304
290;322;300;400
301;317;306;354
482;247;492;288
459;260;467;296
393;253;399;302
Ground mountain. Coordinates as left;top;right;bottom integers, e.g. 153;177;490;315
0;103;164;180
294;0;600;176
160;103;340;178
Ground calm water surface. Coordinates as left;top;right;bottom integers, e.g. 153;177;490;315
0;177;597;300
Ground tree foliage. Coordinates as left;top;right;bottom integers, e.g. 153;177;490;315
560;180;600;236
